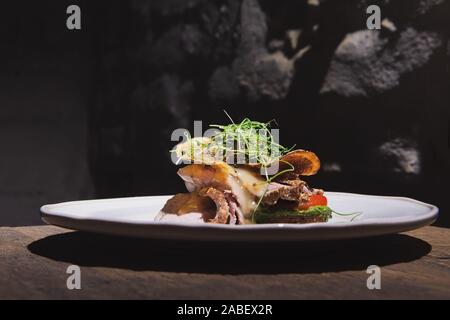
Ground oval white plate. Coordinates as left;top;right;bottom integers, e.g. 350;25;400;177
40;192;438;241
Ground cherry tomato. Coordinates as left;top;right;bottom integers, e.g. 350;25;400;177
299;194;328;210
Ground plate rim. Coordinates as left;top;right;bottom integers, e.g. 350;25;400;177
40;192;439;233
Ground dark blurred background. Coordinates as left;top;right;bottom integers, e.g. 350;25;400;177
1;0;449;227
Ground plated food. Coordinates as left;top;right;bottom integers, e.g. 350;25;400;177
161;117;335;225
40;193;439;241
40;117;439;239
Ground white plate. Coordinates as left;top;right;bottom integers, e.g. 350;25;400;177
40;192;438;241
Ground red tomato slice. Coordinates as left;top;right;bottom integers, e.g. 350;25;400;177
299;194;328;210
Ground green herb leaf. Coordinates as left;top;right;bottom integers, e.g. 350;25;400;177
254;206;333;224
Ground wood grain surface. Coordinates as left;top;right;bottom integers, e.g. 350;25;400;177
0;225;449;299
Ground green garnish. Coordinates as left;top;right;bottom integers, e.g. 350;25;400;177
331;209;363;221
254;206;333;224
210;111;295;170
254;206;363;224
172;111;294;172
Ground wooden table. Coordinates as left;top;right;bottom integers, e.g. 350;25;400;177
0;225;449;299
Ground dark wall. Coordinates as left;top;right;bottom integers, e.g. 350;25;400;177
1;0;449;226
0;1;97;225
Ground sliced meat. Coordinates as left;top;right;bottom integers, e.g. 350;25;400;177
162;188;244;225
262;178;324;206
224;191;244;225
199;187;231;224
224;192;237;224
279;179;323;195
262;182;302;205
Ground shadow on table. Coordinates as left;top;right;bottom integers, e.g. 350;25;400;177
28;231;431;274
